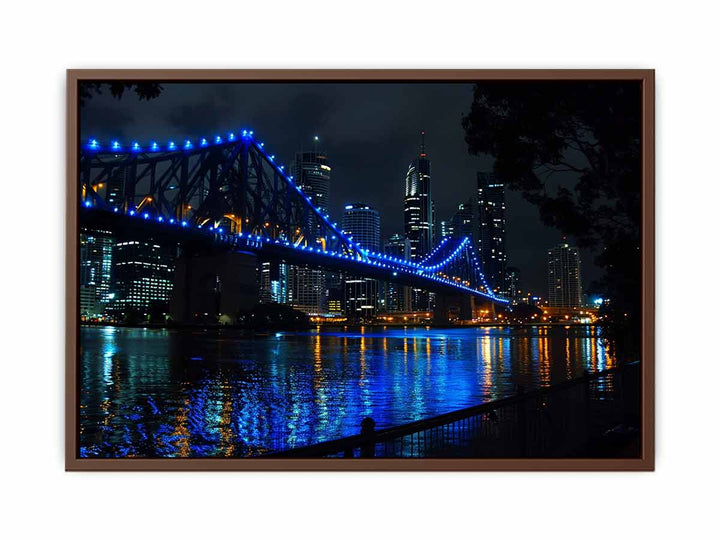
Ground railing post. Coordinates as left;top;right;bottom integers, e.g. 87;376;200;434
583;369;592;449
360;417;376;458
516;384;527;457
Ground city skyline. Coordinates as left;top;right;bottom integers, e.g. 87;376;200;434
80;82;599;294
77;126;588;322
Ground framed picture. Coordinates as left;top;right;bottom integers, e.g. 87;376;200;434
66;69;654;471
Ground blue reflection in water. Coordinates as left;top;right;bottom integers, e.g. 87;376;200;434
79;325;613;458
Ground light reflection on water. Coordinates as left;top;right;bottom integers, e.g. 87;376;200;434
79;325;612;458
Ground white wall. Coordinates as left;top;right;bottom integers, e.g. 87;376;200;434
1;1;717;538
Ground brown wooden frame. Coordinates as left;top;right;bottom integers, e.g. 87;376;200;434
66;69;655;471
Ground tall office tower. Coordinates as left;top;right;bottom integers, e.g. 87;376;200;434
342;203;381;319
107;240;176;321
288;139;332;315
383;234;412;312
450;198;477;242
404;131;433;261
79;228;114;319
259;261;288;304
342;203;381;253
506;266;520;304
431;200;438;246
547;243;583;308
477;172;508;294
439;220;453;238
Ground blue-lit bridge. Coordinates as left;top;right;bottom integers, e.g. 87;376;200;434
80;129;508;321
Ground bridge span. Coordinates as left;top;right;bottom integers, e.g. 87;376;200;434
79;129;509;321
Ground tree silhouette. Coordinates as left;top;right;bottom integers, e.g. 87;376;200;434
462;81;642;357
79;82;163;106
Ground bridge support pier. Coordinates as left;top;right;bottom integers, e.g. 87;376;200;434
433;294;475;324
170;251;259;324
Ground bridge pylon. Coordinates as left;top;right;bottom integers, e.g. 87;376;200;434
170;251;258;324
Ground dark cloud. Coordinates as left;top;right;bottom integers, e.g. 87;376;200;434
79;82;600;295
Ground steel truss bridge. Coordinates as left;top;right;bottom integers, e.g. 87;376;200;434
79;130;509;305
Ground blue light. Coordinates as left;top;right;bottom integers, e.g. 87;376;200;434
129;210;136;216
168;141;177;150
83;200;92;207
111;141;121;151
228;132;235;141
157;216;163;222
269;155;275;161
87;139;100;150
200;138;209;147
181;221;187;227
218;228;224;233
113;207;119;212
131;141;141;152
215;136;222;144
143;213;149;219
150;141;160;152
169;218;175;224
184;140;193;150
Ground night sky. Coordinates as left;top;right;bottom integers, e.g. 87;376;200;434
79;82;598;296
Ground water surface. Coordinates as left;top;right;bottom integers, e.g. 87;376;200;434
79;325;613;457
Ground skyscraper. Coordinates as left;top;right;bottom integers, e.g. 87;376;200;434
107;240;176;321
477;172;507;294
342;203;381;253
259;261;288;304
384;234;412;312
342;203;381;319
450;198;477;242
404;131;433;261
288;140;332;315
439;220;453;238
506;266;520;304
79;228;114;319
547;243;582;308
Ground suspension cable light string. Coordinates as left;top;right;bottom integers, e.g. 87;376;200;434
417;236;450;265
417;237;470;271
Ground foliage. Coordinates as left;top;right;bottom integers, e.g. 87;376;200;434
462;81;642;357
79;82;164;106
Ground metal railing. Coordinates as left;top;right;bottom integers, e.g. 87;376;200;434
263;362;640;459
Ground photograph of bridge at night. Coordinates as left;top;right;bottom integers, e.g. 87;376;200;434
76;79;643;460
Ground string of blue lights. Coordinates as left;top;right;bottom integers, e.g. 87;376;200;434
82;131;508;303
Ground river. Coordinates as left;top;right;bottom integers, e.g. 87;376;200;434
79;325;614;457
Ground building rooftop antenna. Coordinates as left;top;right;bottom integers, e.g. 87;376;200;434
420;130;427;157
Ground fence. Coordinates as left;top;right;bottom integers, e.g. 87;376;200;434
263;361;640;459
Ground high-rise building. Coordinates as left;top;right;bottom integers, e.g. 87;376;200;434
384;234;412;312
547;243;582;308
506;266;520;304
477;172;507;294
259;261;288;304
439;220;453;238
342;203;381;319
450;198;477;242
404;131;433;261
107;240;176;321
342;203;380;253
431;200;438;246
288;140;332;315
79;229;114;319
